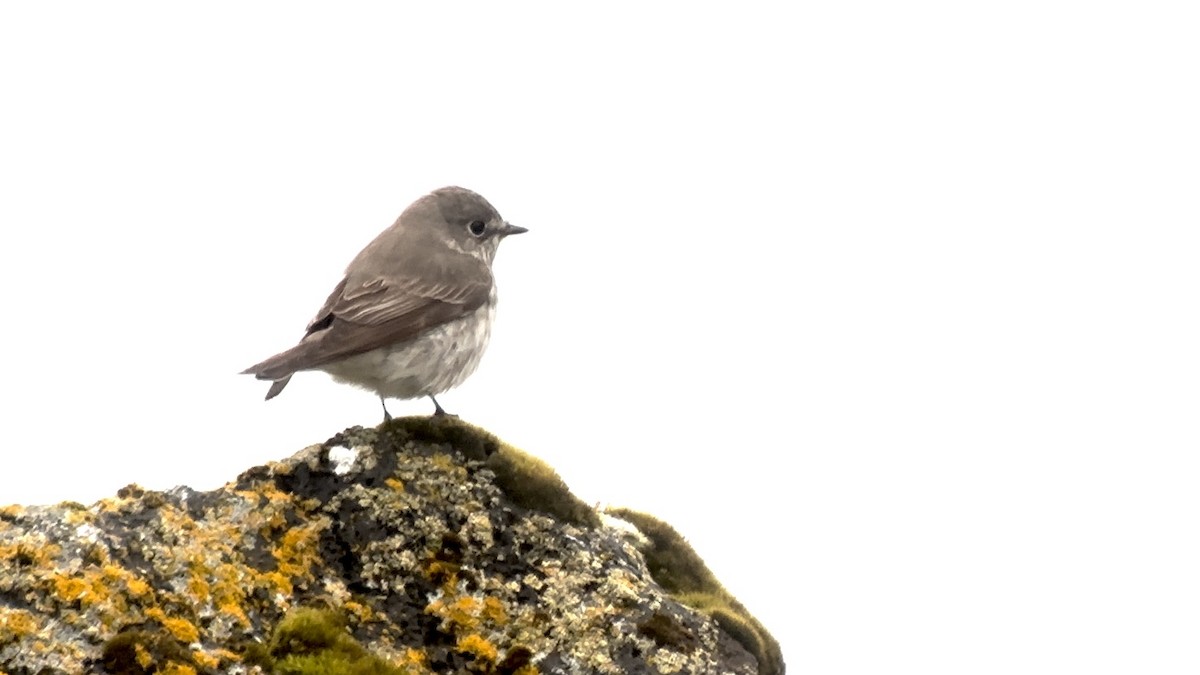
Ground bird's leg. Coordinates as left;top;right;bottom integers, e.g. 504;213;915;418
380;397;392;423
429;395;448;417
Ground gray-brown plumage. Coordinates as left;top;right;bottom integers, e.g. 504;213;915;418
242;186;526;417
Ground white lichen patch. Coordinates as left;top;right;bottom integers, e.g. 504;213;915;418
73;523;101;542
599;512;652;549
327;445;359;475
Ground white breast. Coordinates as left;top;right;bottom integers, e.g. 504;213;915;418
320;292;498;400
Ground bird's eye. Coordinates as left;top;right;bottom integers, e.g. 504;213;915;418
468;220;487;237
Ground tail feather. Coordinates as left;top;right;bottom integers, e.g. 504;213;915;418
265;375;292;400
242;348;306;400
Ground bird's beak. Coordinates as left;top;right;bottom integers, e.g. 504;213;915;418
500;222;528;237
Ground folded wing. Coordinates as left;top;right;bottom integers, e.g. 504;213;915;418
242;261;493;397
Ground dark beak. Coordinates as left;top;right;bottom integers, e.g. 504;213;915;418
501;222;528;237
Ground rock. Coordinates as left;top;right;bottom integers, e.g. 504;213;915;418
0;417;783;674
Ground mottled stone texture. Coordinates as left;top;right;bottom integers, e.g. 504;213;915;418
0;418;783;675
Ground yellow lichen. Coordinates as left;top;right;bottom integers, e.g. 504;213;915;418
253;485;300;533
430;452;468;479
481;597;508;626
51;575;93;605
0;607;40;640
64;508;95;525
192;649;221;669
259;570;294;596
513;666;540;675
146;608;200;644
399;647;427;666
125;576;152;599
444;597;482;630
385;478;405;491
210;563;251;626
424;560;459;591
219;601;251;627
0;540;61;568
426;593;512;638
186;571;211;601
455;634;498;664
343;601;374;623
134;642;154;669
274;521;323;580
159;663;198;675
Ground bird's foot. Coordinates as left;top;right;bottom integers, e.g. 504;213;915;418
429;395;457;418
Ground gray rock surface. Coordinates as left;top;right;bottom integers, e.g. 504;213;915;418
0;417;783;674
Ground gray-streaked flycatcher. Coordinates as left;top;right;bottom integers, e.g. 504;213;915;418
242;186;526;419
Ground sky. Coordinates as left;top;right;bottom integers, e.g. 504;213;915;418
1;2;1197;673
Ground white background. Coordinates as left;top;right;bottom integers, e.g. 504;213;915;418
2;2;1197;673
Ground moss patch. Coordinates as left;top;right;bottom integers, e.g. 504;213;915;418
100;628;202;675
608;508;784;675
383;416;599;528
252;606;422;675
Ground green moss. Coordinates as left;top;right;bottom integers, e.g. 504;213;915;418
101;628;200;675
487;443;599;528
383;416;599;528
380;415;500;461
250;606;419;675
608;508;785;675
495;645;534;674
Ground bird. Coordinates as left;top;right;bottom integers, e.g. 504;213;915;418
242;186;526;420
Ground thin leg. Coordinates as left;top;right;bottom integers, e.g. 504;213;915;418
380;397;392;423
429;395;447;417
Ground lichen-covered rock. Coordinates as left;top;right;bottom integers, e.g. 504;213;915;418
0;417;783;675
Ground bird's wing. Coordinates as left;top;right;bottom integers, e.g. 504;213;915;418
243;263;492;381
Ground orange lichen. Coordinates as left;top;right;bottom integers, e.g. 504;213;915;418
125;576;152;599
430;453;468;479
192;649;222;669
0;540;61;567
64;508;95;526
343;601;374;623
134;642;154;669
426;594;511;636
210;563;251;626
456;634;498;664
98;565;153;603
424;560;460;591
259;570;294;596
274;521;323;580
186;571;212;602
246;485;300;533
430;596;481;630
145;608;200;644
51;574;94;605
0;607;40;640
481;597;508;626
399;647;427;666
219;601;251;626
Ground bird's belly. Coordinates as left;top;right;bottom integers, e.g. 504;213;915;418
320;302;496;400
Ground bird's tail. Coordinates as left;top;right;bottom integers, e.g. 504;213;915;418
241;352;300;400
263;375;292;400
